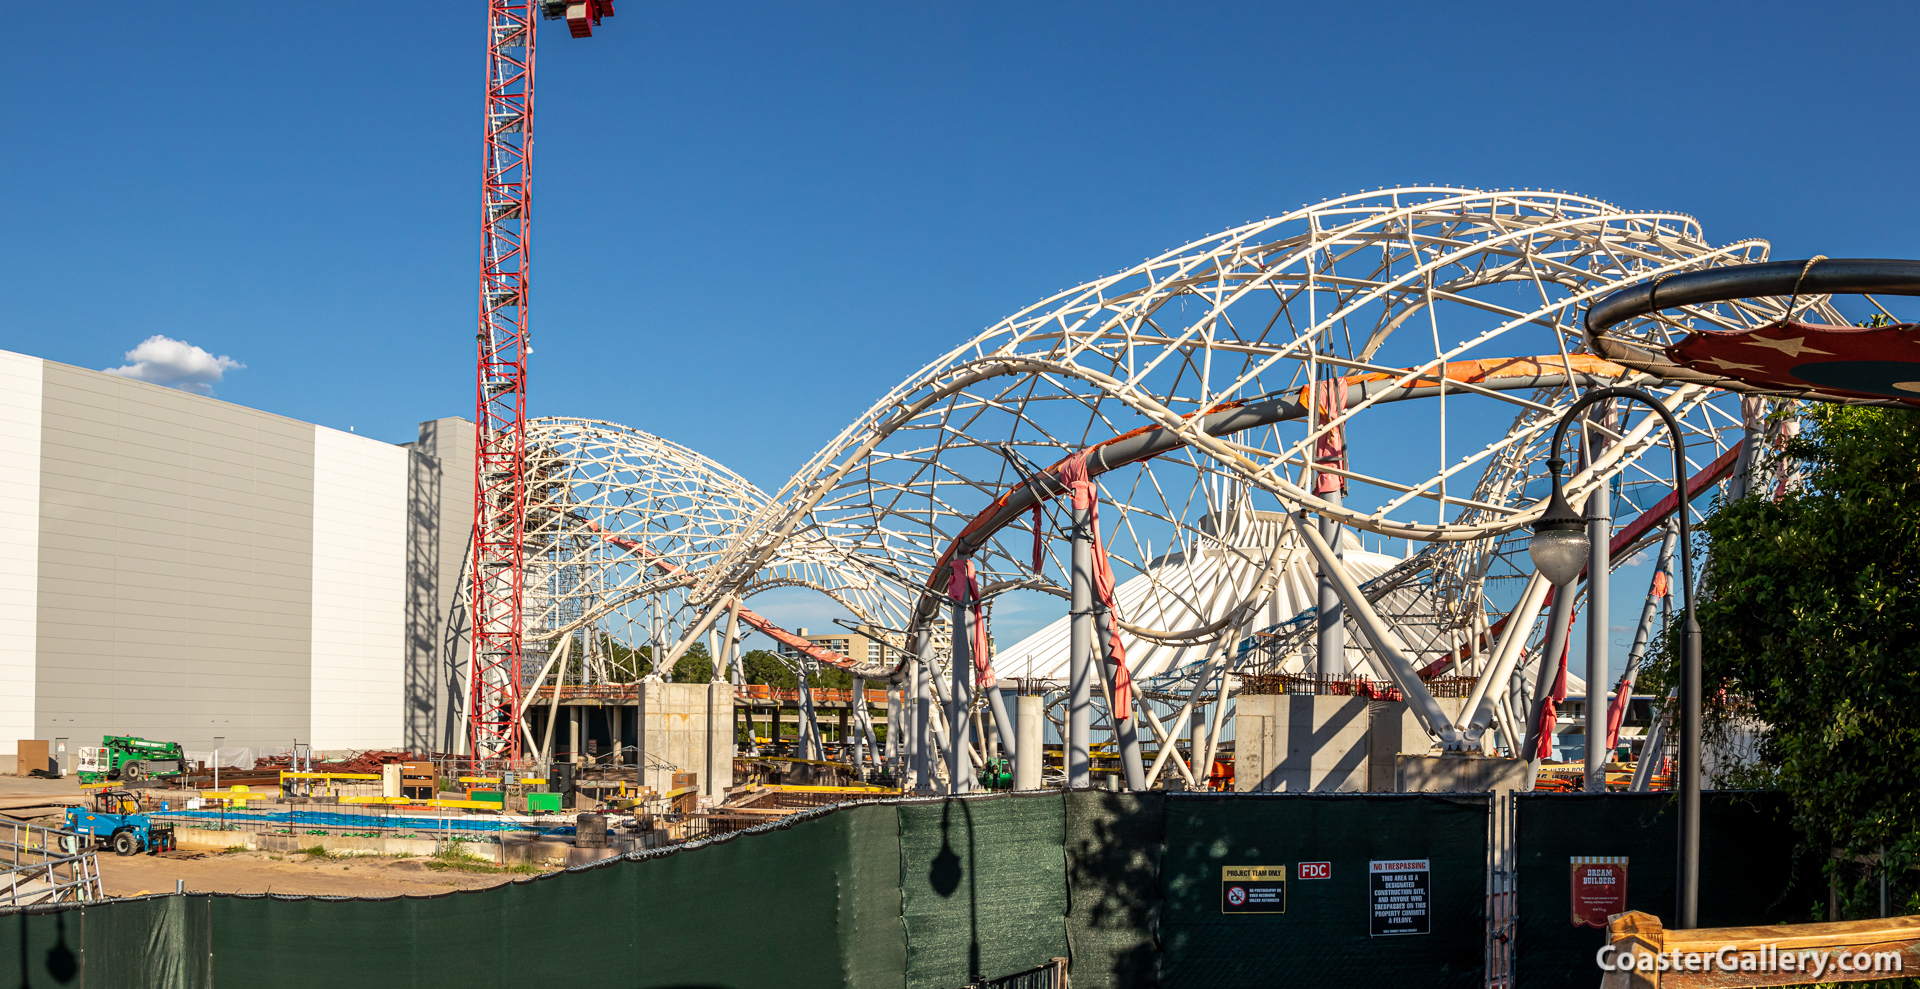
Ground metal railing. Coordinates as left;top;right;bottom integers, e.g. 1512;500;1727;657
0;816;102;909
524;683;895;705
1236;672;1480;699
967;957;1070;988
1485;792;1516;988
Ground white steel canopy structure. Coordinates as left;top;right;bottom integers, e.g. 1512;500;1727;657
666;188;1830;670
502;417;906;688
535;187;1853;793
994;512;1407;683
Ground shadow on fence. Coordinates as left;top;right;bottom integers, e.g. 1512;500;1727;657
0;788;1819;989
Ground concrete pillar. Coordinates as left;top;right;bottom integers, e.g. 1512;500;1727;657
1191;702;1209;786
1317;491;1347;678
913;630;934;793
1015;693;1044;790
568;706;581;764
705;681;729;800
1068;502;1093;787
798;663;821;762
884;681;902;778
610;706;624;765
1584;416;1612;792
983;683;1015;761
948;593;975;794
850;678;864;773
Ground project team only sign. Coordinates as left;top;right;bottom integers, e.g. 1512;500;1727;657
1220;865;1286;914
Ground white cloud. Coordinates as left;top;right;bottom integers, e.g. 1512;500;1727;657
102;335;245;395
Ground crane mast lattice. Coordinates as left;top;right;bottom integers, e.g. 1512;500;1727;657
468;0;610;761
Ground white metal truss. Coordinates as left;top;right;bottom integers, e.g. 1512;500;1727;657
510;417;906;684
670;188;1826;682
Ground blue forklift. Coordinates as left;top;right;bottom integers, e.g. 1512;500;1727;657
65;788;176;856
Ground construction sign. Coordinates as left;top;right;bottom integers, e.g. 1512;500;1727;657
1220;865;1286;914
1369;860;1431;936
1570;856;1628;928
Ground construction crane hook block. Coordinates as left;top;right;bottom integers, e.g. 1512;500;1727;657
541;0;614;38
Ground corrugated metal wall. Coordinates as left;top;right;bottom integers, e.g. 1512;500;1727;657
0;349;419;756
35;360;317;752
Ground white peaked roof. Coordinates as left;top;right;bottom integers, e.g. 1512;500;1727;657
994;509;1408;683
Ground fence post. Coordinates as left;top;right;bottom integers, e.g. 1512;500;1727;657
1601;911;1663;989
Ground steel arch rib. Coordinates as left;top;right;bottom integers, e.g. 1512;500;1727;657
664;187;1795;675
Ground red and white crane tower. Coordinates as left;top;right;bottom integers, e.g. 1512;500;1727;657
468;0;612;761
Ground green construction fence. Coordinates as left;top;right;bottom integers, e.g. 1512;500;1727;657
1512;790;1824;986
8;789;1811;988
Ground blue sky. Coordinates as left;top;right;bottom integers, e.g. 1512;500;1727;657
9;2;1917;672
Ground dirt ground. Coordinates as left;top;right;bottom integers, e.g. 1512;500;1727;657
95;849;531;898
2;773;543;898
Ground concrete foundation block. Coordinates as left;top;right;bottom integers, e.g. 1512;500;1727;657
636;681;734;799
1235;694;1374;792
176;828;261;851
1395;753;1528;793
1234;692;1473;792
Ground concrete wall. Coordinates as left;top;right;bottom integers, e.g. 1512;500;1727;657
635;681;734;799
1235;694;1374;792
34;361;316;753
310;426;408;750
1234;693;1471;793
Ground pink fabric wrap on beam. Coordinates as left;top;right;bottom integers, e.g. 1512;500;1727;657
1057;453;1134;720
1032;504;1044;575
1313;376;1350;496
1534;604;1576;760
1603;565;1672;752
947;558;996;689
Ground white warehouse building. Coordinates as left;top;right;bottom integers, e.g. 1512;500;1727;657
0;348;477;770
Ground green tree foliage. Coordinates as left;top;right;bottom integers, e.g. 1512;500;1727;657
566;634;714;682
736;648;855;689
1658;403;1920;916
575;641;858;689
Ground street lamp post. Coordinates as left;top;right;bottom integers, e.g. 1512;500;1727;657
1530;386;1702;929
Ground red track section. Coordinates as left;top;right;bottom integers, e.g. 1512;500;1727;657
921;354;1628;602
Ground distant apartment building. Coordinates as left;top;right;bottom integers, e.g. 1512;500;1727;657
775;628;893;667
775;619;991;668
